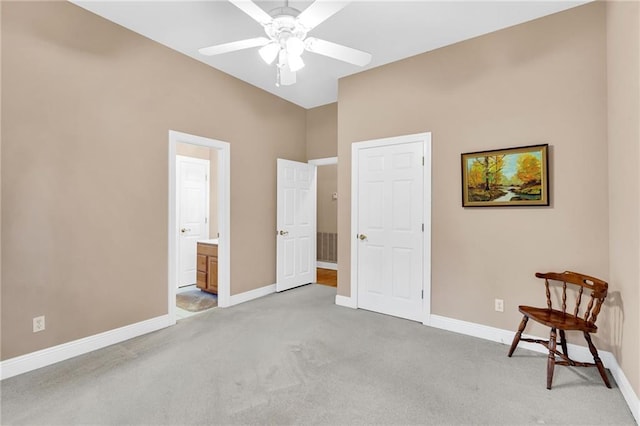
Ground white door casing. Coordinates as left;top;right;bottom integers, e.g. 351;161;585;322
169;130;231;325
351;133;432;323
176;156;210;287
277;159;317;292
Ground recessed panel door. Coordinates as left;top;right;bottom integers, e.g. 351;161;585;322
276;159;317;292
356;141;424;321
177;155;210;287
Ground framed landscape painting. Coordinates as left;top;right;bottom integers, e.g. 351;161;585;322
461;144;549;207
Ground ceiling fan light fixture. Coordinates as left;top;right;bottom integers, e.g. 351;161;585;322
286;37;305;57
288;53;305;72
258;42;280;65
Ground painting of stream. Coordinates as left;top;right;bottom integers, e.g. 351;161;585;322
462;144;548;207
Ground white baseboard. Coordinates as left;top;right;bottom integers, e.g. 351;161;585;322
228;284;276;306
429;314;639;424
335;294;356;309
604;351;640;423
0;315;172;381
316;261;337;271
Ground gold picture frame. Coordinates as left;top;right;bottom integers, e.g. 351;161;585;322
461;144;549;207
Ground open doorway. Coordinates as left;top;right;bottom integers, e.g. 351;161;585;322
175;146;216;319
168;131;231;324
309;157;338;288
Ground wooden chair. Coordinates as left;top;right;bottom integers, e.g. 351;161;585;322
507;271;612;389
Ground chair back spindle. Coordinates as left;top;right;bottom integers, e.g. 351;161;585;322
535;271;608;327
545;279;552;310
573;286;584;318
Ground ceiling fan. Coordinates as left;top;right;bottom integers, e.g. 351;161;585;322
198;0;372;86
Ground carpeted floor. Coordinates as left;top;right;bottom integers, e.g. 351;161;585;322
176;289;218;312
0;284;635;425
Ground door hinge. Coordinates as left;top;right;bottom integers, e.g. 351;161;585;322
422;156;424;166
421;223;424;232
205;217;208;224
421;290;424;299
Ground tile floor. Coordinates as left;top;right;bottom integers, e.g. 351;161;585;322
176;284;216;320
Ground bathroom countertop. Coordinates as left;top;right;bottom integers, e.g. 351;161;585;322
197;238;219;245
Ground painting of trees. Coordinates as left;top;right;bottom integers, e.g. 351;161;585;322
467;155;506;190
516;153;541;184
462;144;548;206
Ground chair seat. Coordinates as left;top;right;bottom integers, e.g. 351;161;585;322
518;305;598;333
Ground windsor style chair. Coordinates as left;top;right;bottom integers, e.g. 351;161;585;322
507;271;612;390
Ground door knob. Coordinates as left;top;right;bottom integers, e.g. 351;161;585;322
358;234;367;240
279;230;289;236
180;228;190;234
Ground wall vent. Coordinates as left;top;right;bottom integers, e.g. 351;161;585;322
317;232;337;263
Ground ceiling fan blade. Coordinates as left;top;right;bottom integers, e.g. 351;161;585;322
305;37;372;67
297;0;350;30
199;37;269;56
228;0;273;26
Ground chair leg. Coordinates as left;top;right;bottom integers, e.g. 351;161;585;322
559;329;568;356
508;315;529;357
584;332;612;388
547;327;557;390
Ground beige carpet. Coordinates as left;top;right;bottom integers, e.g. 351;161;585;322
1;284;635;425
176;289;217;312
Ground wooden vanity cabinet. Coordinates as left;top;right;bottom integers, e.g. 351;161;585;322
196;242;218;294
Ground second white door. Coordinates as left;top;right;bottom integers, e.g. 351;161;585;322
177;155;210;287
356;140;424;321
276;159;317;292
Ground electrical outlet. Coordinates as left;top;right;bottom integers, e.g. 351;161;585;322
33;316;45;333
494;299;504;312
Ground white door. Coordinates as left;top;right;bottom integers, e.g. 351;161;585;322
177;155;210;287
276;159;317;292
356;141;424;321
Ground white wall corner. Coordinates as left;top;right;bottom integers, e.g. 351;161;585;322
335;294;356;309
428;314;639;423
228;284;276;307
0;315;172;381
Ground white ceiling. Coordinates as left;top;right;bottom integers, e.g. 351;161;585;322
71;0;590;109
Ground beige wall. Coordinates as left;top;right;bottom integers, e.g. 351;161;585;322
1;2;306;360
607;1;640;395
317;164;337;234
339;3;616;349
306;103;337;159
176;143;219;239
306;103;338;236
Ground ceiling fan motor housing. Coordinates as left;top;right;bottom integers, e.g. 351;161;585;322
264;13;308;47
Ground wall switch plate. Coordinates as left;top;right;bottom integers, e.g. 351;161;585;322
33;316;45;333
494;299;504;312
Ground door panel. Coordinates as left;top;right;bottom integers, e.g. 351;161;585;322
356;141;423;321
276;159;317;292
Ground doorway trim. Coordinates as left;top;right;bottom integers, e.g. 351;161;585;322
308;156;338;272
168;130;231;325
350;132;432;325
308;156;337;166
